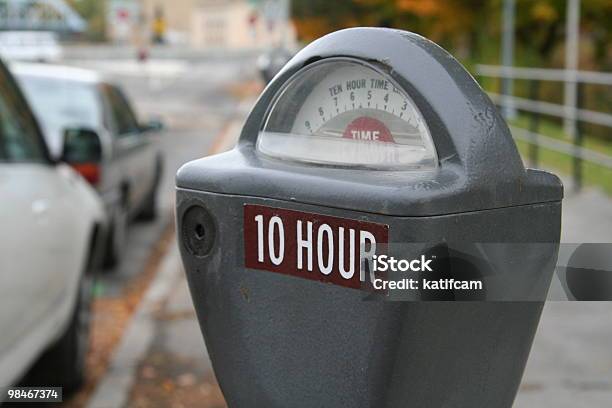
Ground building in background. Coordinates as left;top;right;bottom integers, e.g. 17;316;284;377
111;0;297;50
189;0;295;50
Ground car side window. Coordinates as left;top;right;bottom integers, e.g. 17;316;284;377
0;64;46;162
101;84;140;137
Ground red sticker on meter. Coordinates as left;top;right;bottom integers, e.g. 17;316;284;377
244;204;389;289
343;116;394;143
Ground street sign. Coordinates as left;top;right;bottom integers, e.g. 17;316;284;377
244;204;388;289
107;0;139;42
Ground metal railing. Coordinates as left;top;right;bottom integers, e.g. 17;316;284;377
476;64;612;191
477;65;612;86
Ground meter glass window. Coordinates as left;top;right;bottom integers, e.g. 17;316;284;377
258;59;438;170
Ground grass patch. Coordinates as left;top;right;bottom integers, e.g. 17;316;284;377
510;115;612;156
509;114;612;195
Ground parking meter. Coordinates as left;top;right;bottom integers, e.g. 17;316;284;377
176;28;562;408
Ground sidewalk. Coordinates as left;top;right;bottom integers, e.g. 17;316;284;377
126;258;225;408
515;176;612;408
119;117;249;408
559;177;612;243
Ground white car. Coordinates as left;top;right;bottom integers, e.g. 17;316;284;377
0;59;105;391
0;31;62;62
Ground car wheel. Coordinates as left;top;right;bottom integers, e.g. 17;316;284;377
25;273;93;394
137;161;162;222
103;204;128;269
137;183;158;221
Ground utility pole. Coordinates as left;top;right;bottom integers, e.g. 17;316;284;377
501;0;516;119
563;0;580;139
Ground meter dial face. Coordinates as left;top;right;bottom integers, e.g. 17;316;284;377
258;59;438;170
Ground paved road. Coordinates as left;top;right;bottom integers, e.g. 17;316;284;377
65;53;612;407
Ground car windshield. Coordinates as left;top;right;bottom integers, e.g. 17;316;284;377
18;75;100;131
0;67;46;163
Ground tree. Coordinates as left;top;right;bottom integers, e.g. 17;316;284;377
291;0;611;70
66;0;107;41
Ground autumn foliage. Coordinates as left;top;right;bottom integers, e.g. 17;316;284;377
292;0;612;70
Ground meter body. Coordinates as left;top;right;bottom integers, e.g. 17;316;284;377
176;28;562;408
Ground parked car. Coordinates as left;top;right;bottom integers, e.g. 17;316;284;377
12;63;165;268
0;31;62;62
257;47;293;84
0;59;105;391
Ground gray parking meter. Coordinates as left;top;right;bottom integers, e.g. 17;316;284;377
176;28;562;408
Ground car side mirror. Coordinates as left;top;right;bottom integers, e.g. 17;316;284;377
61;127;102;185
141;118;164;133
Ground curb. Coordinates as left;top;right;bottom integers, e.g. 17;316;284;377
86;242;181;408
